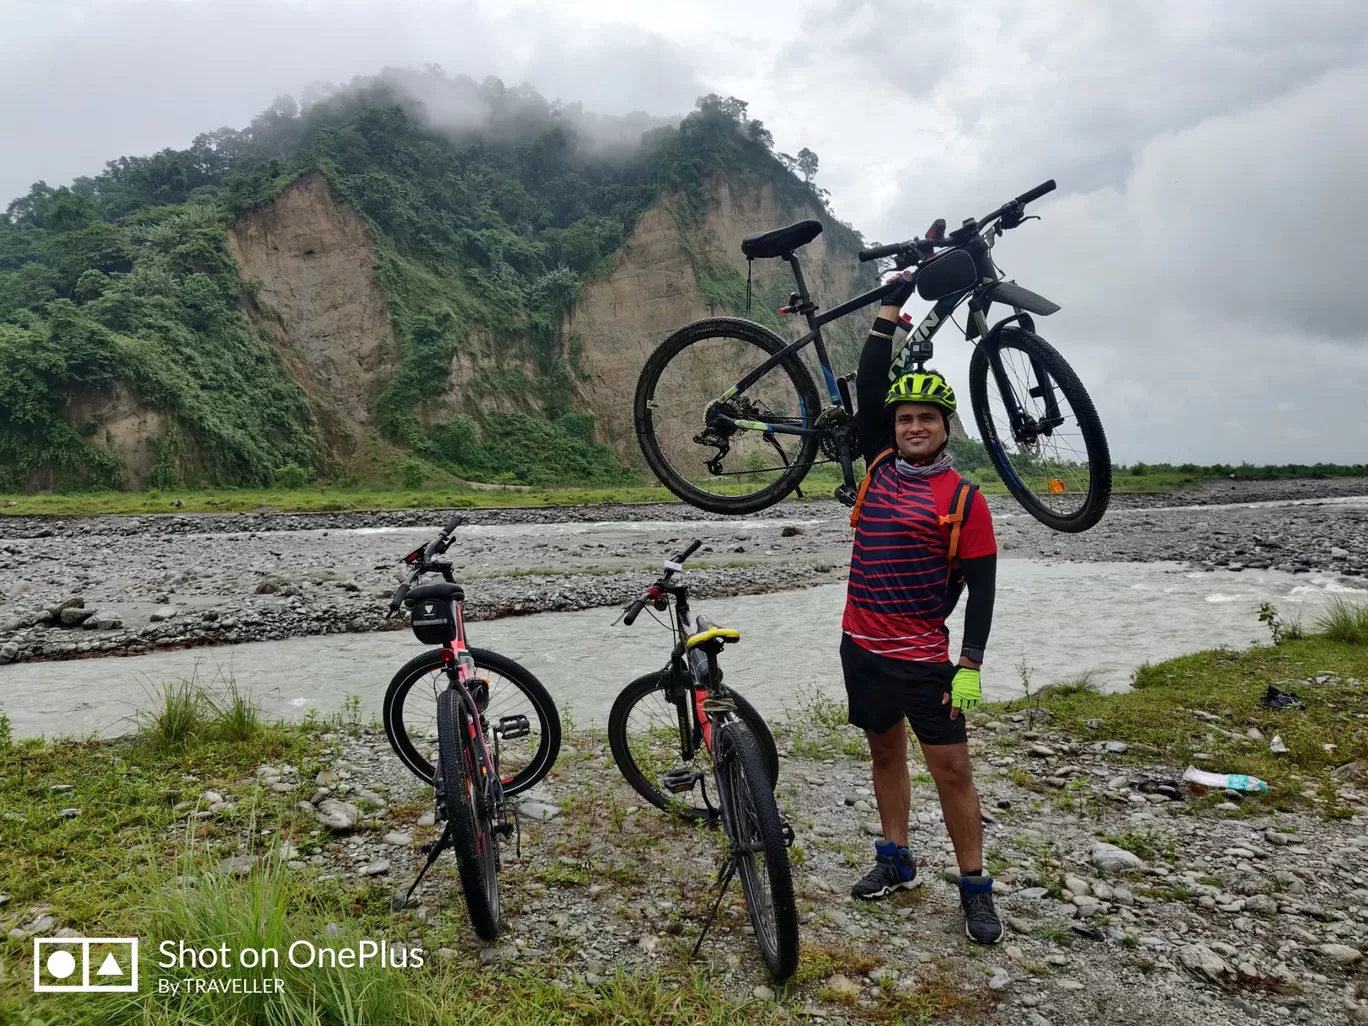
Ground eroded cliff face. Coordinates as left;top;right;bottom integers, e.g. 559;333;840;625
71;172;866;484
60;384;166;489
225;174;401;445
573;177;867;453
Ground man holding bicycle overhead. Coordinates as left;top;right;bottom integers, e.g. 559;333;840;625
842;294;1002;945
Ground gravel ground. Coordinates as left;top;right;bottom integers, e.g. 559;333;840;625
2;479;1364;666
14;708;1368;1024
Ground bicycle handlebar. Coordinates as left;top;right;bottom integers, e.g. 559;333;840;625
423;514;466;560
858;179;1057;264
857;241;903;262
621;539;702;626
390;514;465;610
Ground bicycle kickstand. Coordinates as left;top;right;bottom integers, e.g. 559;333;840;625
691;857;737;958
392;821;454;911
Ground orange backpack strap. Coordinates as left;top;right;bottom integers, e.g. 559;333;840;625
848;448;897;530
938;479;979;582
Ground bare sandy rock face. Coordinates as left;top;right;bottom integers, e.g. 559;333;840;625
63;383;167;489
225;173;401;442
573;177;870;455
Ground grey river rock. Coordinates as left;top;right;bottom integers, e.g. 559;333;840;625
2;558;1361;740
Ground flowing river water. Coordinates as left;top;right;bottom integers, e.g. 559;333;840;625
2;556;1362;740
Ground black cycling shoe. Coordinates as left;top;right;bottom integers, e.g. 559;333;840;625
851;840;918;900
959;874;1004;944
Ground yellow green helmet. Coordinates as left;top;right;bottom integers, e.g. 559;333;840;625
885;371;957;413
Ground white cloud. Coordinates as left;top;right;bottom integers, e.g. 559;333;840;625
1;0;1363;464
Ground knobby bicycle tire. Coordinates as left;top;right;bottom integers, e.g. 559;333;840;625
608;671;779;819
635;317;823;515
384;647;560;795
436;687;500;941
717;720;799;981
968;326;1112;532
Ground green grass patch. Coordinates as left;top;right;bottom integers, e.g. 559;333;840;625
0;482;679;516
986;633;1368;809
0;686;827;1025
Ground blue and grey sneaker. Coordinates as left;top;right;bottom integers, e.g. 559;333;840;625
851;839;918;899
958;874;1004;944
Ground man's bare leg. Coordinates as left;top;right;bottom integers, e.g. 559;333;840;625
921;741;983;872
868;721;911;847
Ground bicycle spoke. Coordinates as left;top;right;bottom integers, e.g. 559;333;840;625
622;689;713;815
401;662;547;785
983;345;1095;517
646;334;814;503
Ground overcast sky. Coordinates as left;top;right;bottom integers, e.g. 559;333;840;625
3;0;1365;465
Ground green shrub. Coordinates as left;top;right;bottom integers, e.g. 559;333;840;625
1318;597;1368;645
272;462;313;489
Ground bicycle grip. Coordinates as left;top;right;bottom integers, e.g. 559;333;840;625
425;514;466;557
622;598;647;626
389;583;411;611
1015;179;1056;206
858;242;903;262
670;539;702;565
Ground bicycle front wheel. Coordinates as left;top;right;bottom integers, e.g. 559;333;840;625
968;326;1111;532
436;688;499;941
384;647;560;796
608;671;779;819
717;720;799;981
635;317;822;514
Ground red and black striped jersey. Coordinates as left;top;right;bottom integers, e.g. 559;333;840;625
842;463;996;662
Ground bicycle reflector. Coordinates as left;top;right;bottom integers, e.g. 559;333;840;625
403;546;425;564
1048;479;1066;494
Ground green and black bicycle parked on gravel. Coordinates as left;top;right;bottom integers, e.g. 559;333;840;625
381;515;561;940
608;540;798;980
633;179;1112;533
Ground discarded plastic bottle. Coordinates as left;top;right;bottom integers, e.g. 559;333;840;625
1182;766;1269;793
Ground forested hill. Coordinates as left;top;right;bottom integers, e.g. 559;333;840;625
0;69;873;493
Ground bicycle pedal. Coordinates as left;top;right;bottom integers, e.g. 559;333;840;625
662;767;703;794
496;714;530;740
834;484;857;507
780;820;796;847
419;841;435;856
701;697;736;713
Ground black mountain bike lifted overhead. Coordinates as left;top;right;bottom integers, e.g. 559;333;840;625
634;179;1112;533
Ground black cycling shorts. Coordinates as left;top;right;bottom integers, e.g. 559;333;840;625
840;634;966;745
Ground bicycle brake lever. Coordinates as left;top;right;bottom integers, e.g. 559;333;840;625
610;606;627;626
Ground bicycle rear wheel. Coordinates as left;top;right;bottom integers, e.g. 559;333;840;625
384;647;560;796
717;720;799;981
436;688;499;941
608;671;779;819
968;326;1111;532
635;317;822;514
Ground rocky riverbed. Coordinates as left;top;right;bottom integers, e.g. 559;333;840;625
1;479;1364;665
9;708;1368;1024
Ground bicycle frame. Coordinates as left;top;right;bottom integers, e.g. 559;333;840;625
712;260;993;440
651;582;735;767
434;598;504;803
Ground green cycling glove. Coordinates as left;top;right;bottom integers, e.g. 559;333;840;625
949;667;982;712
